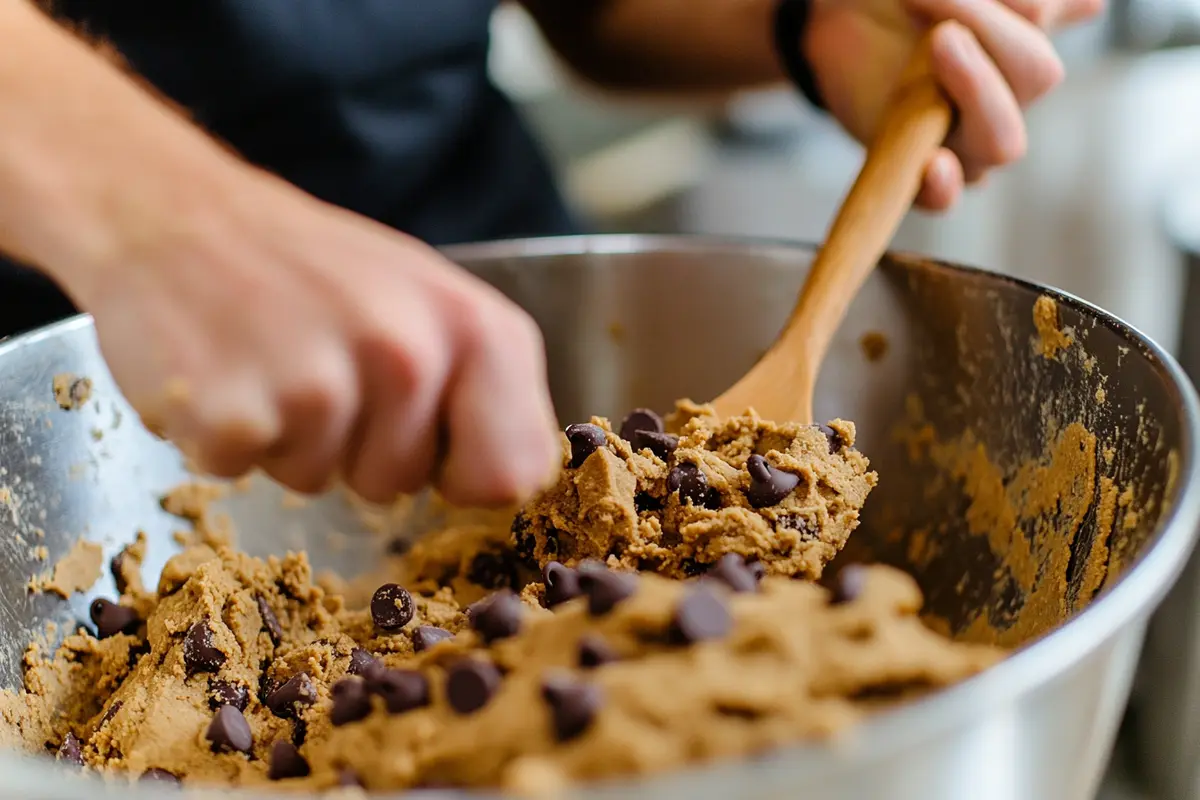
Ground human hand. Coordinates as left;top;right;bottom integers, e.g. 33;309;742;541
69;168;561;507
804;0;1102;210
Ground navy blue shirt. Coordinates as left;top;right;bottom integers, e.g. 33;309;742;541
1;0;577;335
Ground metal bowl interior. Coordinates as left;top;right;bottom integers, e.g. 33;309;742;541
0;235;1197;800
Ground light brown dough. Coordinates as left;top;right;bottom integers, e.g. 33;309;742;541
513;404;876;580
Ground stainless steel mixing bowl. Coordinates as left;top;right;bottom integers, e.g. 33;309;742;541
1;235;1198;800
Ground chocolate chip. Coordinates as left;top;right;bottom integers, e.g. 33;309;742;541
512;514;538;568
831;565;869;605
338;768;364;787
618;408;664;443
386;537;413;555
206;704;252;754
110;552;130;595
268;741;310;781
667;463;721;509
255;594;283;645
748;560;767;582
99;701;122;727
347;647;378;676
183;621;226;676
56;732;83;765
89;599;139;639
706;554;758;593
467;550;519;591
266;673;318;718
670;587;733;644
370;669;430;714
745;455;801;508
542;561;582;608
140;768;180;784
412;626;453;653
541;674;602;742
634;492;663;512
472;591;523;643
578;634;618;669
370;583;415;631
208;680;249;712
633;430;679;460
565;423;607;468
446;660;502;714
330;679;373;727
291;718;307;746
816;423;844;453
577;563;638;616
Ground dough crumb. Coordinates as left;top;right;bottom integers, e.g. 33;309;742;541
1032;295;1072;360
29;540;103;598
52;374;92;411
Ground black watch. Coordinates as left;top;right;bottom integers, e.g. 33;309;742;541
773;0;826;110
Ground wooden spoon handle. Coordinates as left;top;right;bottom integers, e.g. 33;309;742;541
713;28;953;424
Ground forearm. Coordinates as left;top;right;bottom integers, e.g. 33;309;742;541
0;2;251;298
520;0;787;93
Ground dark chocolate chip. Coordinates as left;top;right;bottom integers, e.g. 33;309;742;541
446;660;502;715
632;430;679;460
338;768;364;787
266;673;318;718
110;552;130;595
816;423;844;453
667;463;720;509
634;492;663;513
748;560;767;582
578;634;618;669
183;621;226;676
707;553;758;593
347;647;378;676
831;565;869;605
618;408;664;443
542;561;582;608
464;598;486;626
541;674;602;742
89;599;139;639
386;537;413;556
467;550;519;591
255;594;283;645
745;455;801;508
370;669;430;714
140;768;180;784
99;701;122;727
206;704;253;754
330;680;373;727
412;626;453;653
512;514;538;568
56;732;83;765
565;423;607;468
268;741;310;781
577;563;638;616
472;591;523;643
370;583;415;631
291;718;307;747
670;587;733;644
208;680;249;712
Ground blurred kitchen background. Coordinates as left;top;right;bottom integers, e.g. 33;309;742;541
486;4;1200;799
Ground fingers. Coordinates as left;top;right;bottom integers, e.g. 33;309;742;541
436;292;561;508
930;22;1027;180
257;345;360;494
915;148;964;211
339;323;450;504
995;0;1104;28
909;0;1064;107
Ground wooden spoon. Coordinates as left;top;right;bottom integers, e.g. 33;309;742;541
712;27;954;424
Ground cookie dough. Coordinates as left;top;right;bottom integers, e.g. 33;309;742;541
2;406;1004;796
512;404;876;580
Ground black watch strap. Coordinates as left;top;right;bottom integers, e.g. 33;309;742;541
773;0;826;110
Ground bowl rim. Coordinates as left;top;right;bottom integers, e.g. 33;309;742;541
2;232;1199;798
